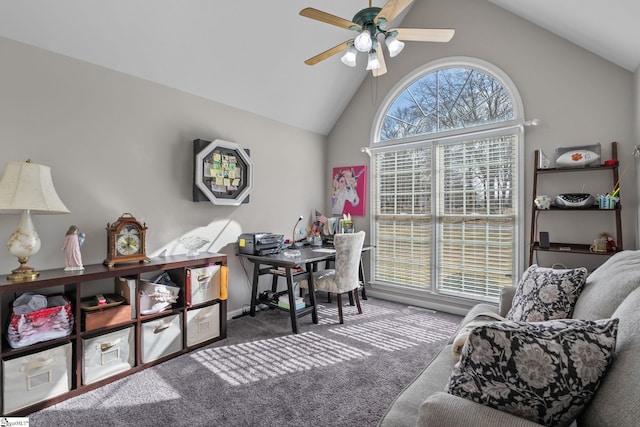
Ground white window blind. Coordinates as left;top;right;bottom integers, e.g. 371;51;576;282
374;147;431;287
436;135;517;300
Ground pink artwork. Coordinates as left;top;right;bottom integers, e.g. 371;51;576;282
331;165;366;216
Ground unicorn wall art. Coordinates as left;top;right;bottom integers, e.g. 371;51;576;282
331;165;366;216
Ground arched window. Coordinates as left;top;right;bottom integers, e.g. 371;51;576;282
369;57;524;302
380;67;514;141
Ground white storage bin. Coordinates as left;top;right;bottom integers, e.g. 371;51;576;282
186;304;220;347
141;313;183;363
186;265;221;305
2;342;72;414
82;327;134;385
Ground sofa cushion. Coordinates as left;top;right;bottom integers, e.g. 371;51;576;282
446;318;618;427
418;392;543;427
499;286;516;317
573;250;640;320
507;264;587;322
577;287;640;427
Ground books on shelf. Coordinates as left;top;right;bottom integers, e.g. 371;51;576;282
277;295;306;311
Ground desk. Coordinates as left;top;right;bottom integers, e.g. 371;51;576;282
241;245;372;334
242;247;327;334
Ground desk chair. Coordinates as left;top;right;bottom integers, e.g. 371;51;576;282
312;231;365;324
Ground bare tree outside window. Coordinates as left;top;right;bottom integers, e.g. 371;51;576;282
380;68;513;141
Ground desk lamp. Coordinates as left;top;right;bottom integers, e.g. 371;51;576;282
289;215;304;249
0;160;70;281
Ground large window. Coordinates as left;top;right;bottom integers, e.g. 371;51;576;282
370;58;523;302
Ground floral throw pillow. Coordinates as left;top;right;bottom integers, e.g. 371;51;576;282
507;264;588;321
446;319;618;427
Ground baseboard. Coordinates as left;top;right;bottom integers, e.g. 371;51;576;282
228;307;245;320
366;289;478;316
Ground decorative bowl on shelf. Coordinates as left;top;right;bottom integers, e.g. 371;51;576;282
178;235;210;257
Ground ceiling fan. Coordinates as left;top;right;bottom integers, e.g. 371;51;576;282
300;0;454;77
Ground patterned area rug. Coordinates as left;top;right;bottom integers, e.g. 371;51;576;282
29;297;461;427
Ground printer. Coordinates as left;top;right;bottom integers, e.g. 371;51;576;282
238;233;284;256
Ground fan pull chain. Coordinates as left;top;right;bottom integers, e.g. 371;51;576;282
370;74;379;105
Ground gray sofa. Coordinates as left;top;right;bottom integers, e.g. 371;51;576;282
379;250;640;427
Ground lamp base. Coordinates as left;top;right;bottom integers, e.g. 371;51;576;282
7;257;39;281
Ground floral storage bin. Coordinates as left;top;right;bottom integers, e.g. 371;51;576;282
7;294;74;349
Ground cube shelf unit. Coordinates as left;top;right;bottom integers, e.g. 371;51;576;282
529;141;622;265
0;253;227;416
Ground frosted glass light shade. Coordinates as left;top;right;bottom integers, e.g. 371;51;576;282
354;30;372;52
366;50;380;70
341;47;357;67
385;35;405;57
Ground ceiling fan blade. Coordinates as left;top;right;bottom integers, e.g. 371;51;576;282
373;48;387;77
375;0;414;27
304;40;352;66
300;8;361;31
393;28;455;42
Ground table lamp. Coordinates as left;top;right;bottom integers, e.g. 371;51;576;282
0;160;70;281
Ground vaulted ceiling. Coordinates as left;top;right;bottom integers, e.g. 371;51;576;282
0;1;638;136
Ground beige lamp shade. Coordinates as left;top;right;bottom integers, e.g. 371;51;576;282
0;160;70;281
0;160;70;214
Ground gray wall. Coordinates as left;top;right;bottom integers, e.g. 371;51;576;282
0;36;327;316
328;0;637;286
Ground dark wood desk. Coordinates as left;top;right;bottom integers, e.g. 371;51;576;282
241;245;372;334
242;247;328;333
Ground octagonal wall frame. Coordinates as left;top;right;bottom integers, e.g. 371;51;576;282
193;138;253;205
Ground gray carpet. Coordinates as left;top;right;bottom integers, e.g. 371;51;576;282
28;297;462;427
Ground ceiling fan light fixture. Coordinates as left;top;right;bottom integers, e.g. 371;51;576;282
354;30;372;52
341;46;358;67
385;34;405;57
366;50;380;70
299;2;456;77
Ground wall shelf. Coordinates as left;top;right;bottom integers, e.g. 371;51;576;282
529;141;622;265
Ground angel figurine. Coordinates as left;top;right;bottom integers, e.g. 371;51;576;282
63;225;85;271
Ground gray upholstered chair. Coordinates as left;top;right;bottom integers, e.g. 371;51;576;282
312;231;365;324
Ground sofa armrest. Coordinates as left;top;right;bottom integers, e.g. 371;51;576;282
499;286;516;317
417;392;543;427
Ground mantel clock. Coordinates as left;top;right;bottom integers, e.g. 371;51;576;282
104;213;150;267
